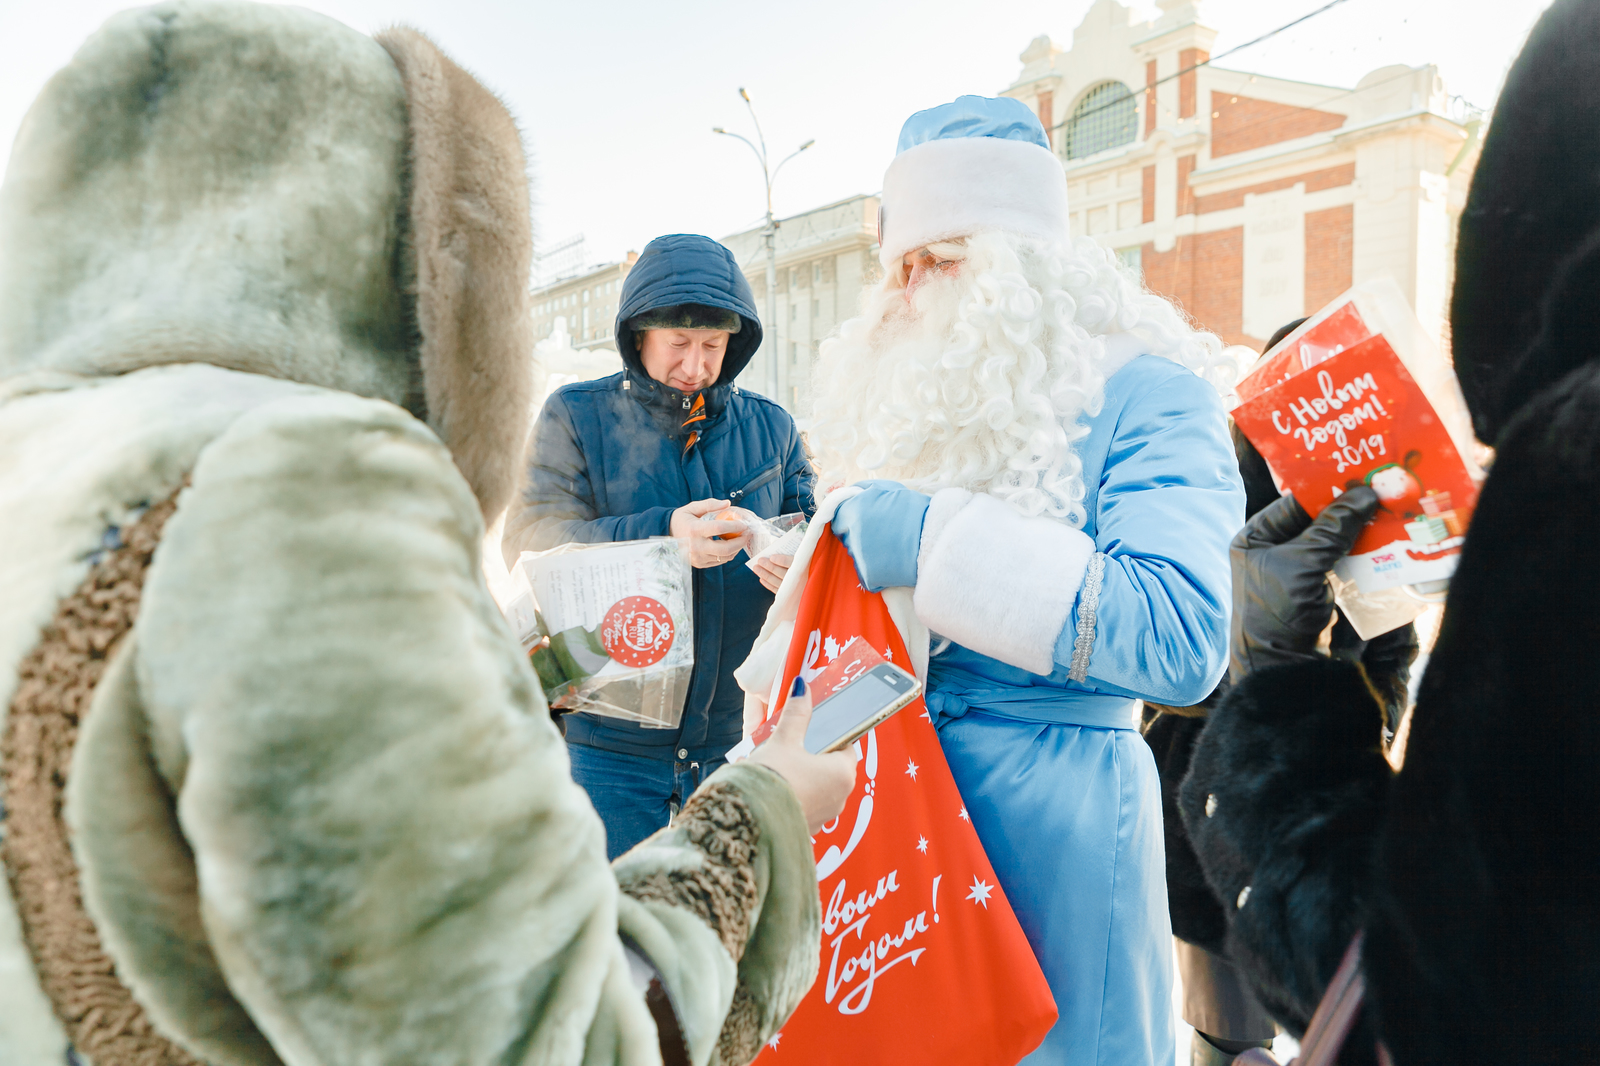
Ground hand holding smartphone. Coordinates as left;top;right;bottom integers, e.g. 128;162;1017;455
746;675;861;832
751;638;922;754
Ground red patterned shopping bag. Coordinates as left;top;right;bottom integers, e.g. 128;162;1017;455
752;529;1057;1065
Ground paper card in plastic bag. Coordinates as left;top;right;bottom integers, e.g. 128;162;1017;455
1233;332;1479;593
1230;279;1484;605
514;538;693;728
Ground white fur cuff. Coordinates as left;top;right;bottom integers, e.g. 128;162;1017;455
913;489;1094;675
879;136;1070;272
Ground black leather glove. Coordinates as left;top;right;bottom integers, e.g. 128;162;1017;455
1229;486;1380;682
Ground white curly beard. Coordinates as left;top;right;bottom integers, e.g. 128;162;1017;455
807;231;1238;527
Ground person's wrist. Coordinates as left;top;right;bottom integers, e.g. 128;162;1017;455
1232;601;1324;679
1234;632;1322;680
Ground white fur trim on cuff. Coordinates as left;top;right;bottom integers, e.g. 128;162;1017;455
880;137;1070;272
913;489;1094;675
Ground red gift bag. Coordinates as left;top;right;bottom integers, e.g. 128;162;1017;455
753;529;1057;1065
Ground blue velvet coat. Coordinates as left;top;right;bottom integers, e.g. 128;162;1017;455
928;356;1244;1066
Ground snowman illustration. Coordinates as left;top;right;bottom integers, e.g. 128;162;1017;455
1361;451;1425;516
1361;451;1449;546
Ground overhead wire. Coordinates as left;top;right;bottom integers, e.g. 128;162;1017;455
734;64;1452;286
730;1;1467;287
1053;0;1356;132
1052;64;1478;187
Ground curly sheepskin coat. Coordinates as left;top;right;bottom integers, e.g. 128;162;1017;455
0;5;819;1066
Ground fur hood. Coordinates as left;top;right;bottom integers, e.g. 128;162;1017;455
0;2;532;520
1449;0;1600;444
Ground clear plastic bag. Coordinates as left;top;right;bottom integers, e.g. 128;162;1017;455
1230;277;1486;628
741;511;808;573
512;538;694;728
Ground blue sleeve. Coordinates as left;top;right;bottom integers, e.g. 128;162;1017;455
501;393;675;566
1055;371;1245;705
832;482;929;592
780;420;818;518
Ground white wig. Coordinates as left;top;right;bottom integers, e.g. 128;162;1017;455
808;231;1239;527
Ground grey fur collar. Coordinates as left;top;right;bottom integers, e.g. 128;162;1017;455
377;26;533;522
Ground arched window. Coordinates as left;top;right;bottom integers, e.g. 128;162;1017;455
1063;82;1138;160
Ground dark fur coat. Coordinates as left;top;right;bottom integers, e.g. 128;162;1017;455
1189;361;1600;1063
1182;1;1600;1059
1178;660;1389;1049
1146;425;1414;964
1362;363;1600;1064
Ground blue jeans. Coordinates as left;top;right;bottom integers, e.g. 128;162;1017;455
567;742;728;860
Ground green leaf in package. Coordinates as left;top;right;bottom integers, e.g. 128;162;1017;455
549;625;609;683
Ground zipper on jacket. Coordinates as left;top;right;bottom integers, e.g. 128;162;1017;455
728;464;780;503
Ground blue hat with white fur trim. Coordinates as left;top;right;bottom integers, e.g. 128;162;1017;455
879;95;1070;272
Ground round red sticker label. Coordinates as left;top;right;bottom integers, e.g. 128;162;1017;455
601;596;676;667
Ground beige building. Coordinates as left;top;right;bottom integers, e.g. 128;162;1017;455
1002;0;1481;349
530;252;638;351
529;205;883;419
722;194;882;416
540;0;1479;418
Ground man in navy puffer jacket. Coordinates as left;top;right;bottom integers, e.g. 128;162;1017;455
504;233;816;857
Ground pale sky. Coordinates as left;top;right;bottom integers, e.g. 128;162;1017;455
0;0;1552;270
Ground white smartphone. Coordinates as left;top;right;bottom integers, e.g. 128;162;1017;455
804;661;922;754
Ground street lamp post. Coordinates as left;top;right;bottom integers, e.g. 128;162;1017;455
713;88;813;402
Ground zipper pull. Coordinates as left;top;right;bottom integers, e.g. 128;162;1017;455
682;397;691;410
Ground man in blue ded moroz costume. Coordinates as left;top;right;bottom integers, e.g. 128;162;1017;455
808;97;1245;1064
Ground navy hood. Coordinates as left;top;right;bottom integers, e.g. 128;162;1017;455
616;234;763;386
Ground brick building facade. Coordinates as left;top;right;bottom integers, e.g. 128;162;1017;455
1004;0;1481;351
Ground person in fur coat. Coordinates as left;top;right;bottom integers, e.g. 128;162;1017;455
1179;1;1600;1060
1142;330;1417;1066
0;5;853;1066
796;95;1246;1066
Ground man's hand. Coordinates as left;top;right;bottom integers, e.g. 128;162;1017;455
1230;486;1379;681
670;498;748;568
750;678;859;833
750;553;793;594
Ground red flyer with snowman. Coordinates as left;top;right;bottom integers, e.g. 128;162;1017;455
1230;280;1483;593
